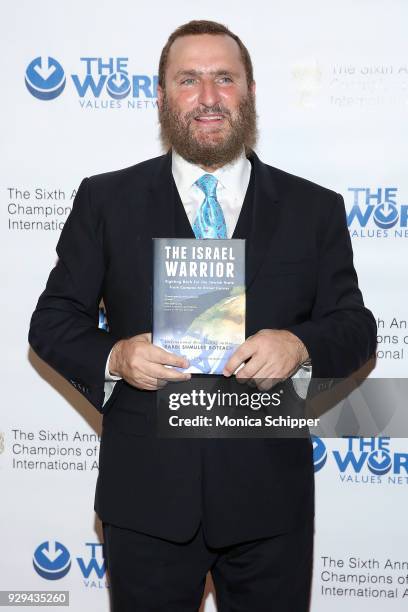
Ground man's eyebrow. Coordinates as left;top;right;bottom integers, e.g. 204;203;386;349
173;69;238;79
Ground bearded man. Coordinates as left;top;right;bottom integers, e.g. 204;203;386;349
29;20;376;612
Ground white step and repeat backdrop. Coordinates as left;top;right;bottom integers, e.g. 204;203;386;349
1;1;407;610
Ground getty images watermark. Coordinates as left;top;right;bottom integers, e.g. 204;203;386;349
157;377;318;439
166;387;319;433
156;377;408;439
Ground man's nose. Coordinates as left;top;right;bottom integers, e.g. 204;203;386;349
198;80;221;108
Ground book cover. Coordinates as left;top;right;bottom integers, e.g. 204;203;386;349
153;238;245;374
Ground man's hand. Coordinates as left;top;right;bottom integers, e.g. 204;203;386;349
223;329;309;390
108;332;191;391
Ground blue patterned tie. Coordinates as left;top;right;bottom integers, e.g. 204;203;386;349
193;174;227;239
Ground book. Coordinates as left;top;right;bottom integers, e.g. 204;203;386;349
153;238;246;374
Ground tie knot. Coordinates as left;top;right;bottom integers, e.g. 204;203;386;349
195;174;218;198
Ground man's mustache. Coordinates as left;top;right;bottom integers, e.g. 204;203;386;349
184;105;232;123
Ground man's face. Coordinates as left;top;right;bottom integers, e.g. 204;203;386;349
158;34;257;169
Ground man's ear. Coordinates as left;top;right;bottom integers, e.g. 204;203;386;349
157;84;164;111
250;80;256;97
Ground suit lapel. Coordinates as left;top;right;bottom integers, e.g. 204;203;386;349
173;181;197;239
241;152;280;290
147;151;176;238
148;150;195;239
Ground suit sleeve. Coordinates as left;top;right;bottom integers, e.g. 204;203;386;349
285;192;377;379
28;177;119;413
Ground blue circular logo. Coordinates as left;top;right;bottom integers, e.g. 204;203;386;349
106;72;131;99
25;57;66;100
312;436;327;472
373;203;399;229
367;450;392;475
33;541;71;580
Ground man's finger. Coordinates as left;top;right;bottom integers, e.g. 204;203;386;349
252;363;284;391
235;355;266;380
254;378;274;391
255;362;290;382
145;361;191;382
223;340;256;377
132;332;152;344
127;373;163;390
147;345;190;369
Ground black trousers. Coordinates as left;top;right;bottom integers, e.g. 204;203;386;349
102;520;313;612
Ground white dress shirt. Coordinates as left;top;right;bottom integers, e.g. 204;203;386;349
103;149;311;404
171;148;251;239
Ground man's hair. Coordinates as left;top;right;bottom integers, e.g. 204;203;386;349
158;20;254;89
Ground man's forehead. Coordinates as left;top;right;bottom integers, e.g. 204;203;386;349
166;33;243;72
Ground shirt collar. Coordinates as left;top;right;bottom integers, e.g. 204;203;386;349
171;148;250;200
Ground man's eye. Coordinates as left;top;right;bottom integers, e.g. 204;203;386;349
181;78;196;85
218;77;233;84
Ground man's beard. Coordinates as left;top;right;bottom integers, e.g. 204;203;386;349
159;91;258;168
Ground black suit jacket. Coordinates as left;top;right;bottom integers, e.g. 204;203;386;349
29;150;376;546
